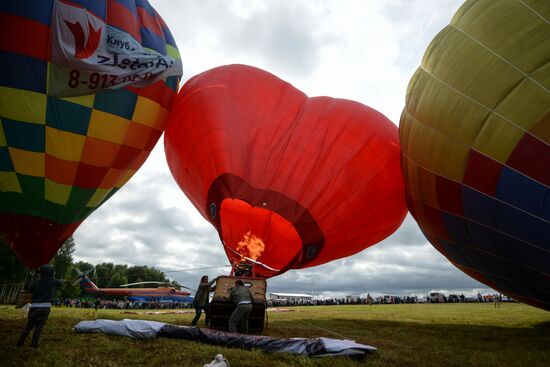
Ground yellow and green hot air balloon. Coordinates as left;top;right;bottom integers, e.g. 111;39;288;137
400;0;549;310
0;0;182;268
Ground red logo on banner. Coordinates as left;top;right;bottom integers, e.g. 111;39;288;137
64;19;102;59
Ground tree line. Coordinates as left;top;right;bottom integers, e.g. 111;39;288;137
0;237;181;300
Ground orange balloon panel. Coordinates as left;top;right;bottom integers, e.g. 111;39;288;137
220;199;303;277
165;64;406;277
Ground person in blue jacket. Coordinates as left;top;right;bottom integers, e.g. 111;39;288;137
16;264;64;348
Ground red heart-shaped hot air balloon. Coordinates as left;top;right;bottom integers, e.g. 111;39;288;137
165;64;406;277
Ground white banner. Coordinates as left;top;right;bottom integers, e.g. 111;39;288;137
49;0;182;97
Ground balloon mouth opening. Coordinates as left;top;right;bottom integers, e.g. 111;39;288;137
219;198;303;276
0;214;80;268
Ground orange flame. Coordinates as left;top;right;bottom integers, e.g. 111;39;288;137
236;231;265;260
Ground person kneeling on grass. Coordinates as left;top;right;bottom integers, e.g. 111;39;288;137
228;280;253;333
16;264;64;349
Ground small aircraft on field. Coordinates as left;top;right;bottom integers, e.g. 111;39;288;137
74;268;193;303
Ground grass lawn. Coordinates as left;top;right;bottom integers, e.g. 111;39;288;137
1;303;549;366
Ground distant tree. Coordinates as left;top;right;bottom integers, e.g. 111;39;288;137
58;263;82;299
56;256;89;299
0;237;29;285
1;237;182;300
73;260;95;274
107;272;128;288
169;280;182;290
95;263;115;288
51;236;75;280
65;260;95;298
126;265;169;286
114;264;128;276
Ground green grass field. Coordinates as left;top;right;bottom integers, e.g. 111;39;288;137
1;303;549;366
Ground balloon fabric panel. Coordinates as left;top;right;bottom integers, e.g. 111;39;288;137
0;0;181;268
166;64;406;278
400;0;550;310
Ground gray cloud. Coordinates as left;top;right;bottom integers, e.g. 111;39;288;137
221;3;324;77
267;216;489;297
381;0;464;72
153;0;324;78
74;169;225;269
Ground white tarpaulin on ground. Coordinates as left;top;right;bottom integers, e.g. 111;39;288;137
75;319;166;339
74;319;376;358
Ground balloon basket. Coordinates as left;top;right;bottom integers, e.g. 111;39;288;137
209;276;266;333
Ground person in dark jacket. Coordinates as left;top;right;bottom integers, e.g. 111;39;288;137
228;280;253;333
191;275;216;327
16;264;64;348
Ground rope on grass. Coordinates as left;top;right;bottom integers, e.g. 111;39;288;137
297;319;350;340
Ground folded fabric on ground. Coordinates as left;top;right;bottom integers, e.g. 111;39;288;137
74;319;376;358
75;319;166;339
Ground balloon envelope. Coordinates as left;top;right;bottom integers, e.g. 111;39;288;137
400;0;550;310
0;0;181;267
165;64;406;278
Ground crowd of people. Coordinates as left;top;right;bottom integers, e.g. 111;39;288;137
267;293;512;307
49;293;508;311
268;295;417;307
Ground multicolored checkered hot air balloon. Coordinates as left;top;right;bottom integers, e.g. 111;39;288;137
0;0;182;268
400;0;549;310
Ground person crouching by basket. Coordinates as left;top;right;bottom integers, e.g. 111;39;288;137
228;280;253;333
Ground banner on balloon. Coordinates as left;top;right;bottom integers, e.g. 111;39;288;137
49;0;182;97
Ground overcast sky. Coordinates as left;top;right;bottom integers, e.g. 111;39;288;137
73;0;493;298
